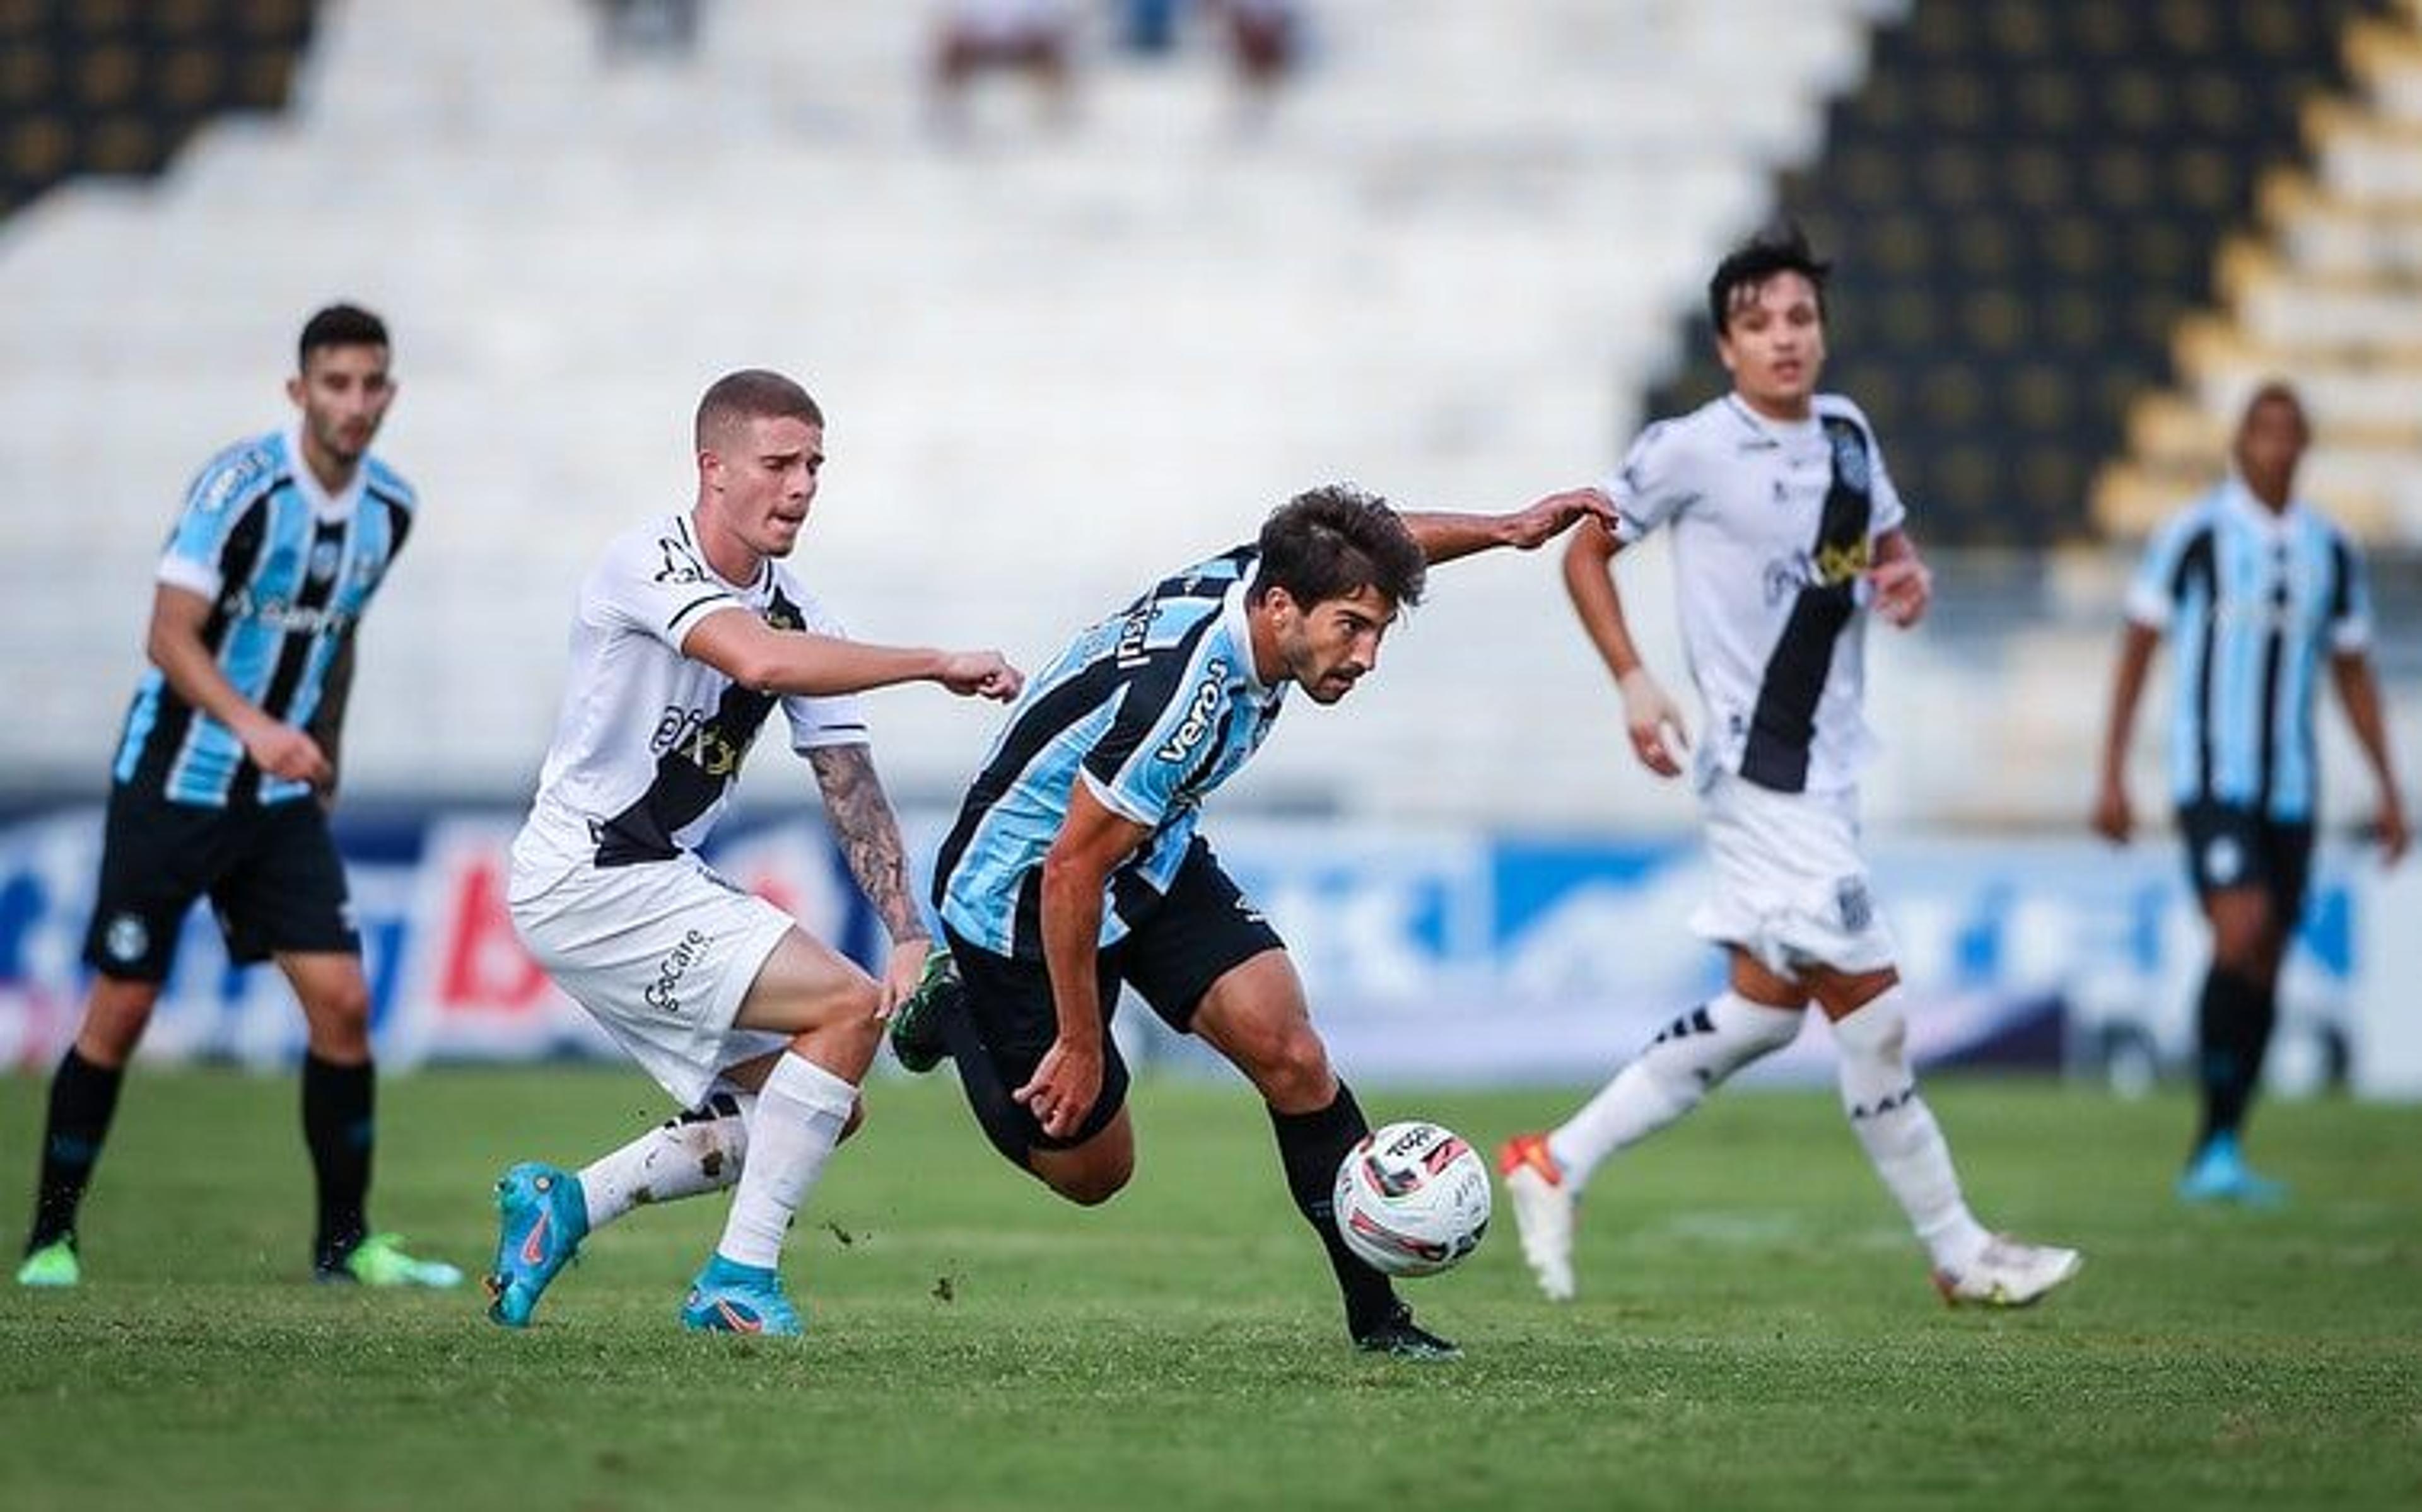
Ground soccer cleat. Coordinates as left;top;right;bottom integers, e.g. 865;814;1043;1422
680;1253;803;1337
1353;1304;1462;1361
2177;1134;2286;1207
484;1162;590;1327
16;1236;80;1288
1932;1235;2083;1308
1497;1132;1577;1302
888;946;962;1074
330;1233;465;1289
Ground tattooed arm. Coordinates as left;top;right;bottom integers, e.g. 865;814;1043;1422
806;742;932;1014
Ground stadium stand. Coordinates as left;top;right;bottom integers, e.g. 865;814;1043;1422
0;0;315;219
1646;0;2376;550
0;0;1907;823
2098;0;2422;550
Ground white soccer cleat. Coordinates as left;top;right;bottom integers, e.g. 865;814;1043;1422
1497;1133;1577;1302
1932;1235;2083;1308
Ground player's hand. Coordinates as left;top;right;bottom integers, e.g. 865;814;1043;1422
1868;557;1933;628
2090;779;2132;844
1014;1036;1103;1141
1501;488;1617;551
242;720;334;788
874;936;930;1021
2377;794;2411;866
939;650;1025;702
1617;667;1688;777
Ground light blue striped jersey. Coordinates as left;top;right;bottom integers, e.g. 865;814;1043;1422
2125;479;2370;822
935;546;1286;958
114;424;415;806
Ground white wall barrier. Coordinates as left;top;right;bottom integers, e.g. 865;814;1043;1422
0;805;2404;1096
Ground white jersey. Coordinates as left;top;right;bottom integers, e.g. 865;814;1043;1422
512;512;868;889
1605;392;1906;796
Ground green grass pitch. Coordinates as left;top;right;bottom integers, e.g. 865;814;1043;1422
4;1068;2419;1511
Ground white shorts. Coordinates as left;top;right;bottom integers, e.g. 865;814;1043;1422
1688;769;1897;978
509;851;795;1107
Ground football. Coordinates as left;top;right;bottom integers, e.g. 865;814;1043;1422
1331;1120;1492;1277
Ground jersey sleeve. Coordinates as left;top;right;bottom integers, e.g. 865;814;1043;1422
779;591;872;751
1077;634;1232;829
588;523;747;649
2326;531;2374;654
157;442;276;599
2123;512;2199;629
1603;420;1696;545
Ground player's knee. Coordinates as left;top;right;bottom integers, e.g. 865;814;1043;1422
76;978;161;1064
1229;1020;1332;1109
1043;1151;1132;1207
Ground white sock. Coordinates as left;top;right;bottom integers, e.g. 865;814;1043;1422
1548;992;1804;1189
715;1054;855;1270
577;1090;754;1232
1830;989;1991;1271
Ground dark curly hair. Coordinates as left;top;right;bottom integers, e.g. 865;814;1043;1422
1251;484;1426;611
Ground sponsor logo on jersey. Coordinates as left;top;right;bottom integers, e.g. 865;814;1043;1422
644;928;711;1013
654;537;711;585
1835;876;1873;933
1155;660;1228;763
228;591;356;636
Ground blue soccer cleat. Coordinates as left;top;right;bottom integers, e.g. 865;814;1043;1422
680;1253;802;1337
2177;1134;2286;1207
484;1161;589;1327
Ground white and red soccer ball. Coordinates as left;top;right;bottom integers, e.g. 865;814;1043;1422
1332;1120;1492;1278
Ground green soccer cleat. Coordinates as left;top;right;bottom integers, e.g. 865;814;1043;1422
485;1162;588;1327
332;1232;464;1289
16;1236;80;1289
889;946;962;1075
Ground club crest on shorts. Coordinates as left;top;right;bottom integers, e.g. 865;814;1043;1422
2203;835;2245;887
1835;876;1873;933
105;912;149;964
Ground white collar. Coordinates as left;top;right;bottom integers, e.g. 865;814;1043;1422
284;421;367;524
1222;575;1275;697
2221;474;2302;540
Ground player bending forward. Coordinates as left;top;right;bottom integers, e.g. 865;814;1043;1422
483;370;1021;1335
1499;228;2081;1309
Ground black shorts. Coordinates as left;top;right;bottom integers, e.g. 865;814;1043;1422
83;786;360;982
942;837;1285;1150
2179;800;2315;925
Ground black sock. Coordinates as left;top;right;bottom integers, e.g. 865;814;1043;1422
937;997;1035;1170
302;1055;375;1270
26;1049;124;1252
1268;1081;1400;1340
2195;967;2274;1153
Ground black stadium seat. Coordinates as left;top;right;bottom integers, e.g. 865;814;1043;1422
1644;0;2380;547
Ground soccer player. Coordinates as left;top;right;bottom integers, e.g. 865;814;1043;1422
17;304;459;1289
887;482;1612;1360
482;369;1022;1335
2092;381;2407;1203
1496;228;2082;1308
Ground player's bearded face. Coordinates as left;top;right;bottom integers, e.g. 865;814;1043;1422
1717;272;1825;420
1277;584;1395;705
713;416;824;558
288;344;395;466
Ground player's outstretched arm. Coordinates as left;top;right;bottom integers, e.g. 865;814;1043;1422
2330;650;2410;864
2091;622;2161;845
684;610;1024;702
1562;516;1688;777
147;584;332;789
1399;487;1618;565
805;743;932;1015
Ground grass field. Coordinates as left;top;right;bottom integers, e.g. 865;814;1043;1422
3;1067;2419;1511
